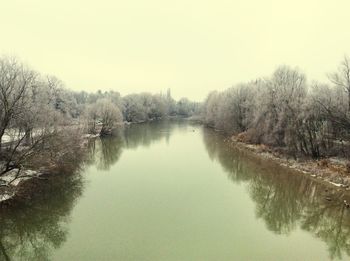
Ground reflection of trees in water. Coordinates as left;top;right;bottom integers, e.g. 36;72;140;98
123;121;174;149
0;120;188;260
0;173;84;261
202;128;350;260
301;201;350;260
88;128;125;171
89;120;187;170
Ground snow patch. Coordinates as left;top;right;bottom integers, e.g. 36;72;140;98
329;181;344;187
0;169;40;203
82;133;100;139
0;169;39;186
0;193;14;202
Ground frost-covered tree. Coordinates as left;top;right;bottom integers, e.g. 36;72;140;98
329;56;350;112
97;98;123;135
122;94;148;122
0;57;84;178
200;61;350;159
85;98;123;136
0;57;37;152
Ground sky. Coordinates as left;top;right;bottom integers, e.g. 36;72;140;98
1;0;350;101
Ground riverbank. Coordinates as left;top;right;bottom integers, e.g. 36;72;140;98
0;169;43;203
229;134;350;189
0;120;171;205
0;131;96;205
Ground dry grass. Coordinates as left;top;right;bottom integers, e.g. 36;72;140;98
231;133;350;187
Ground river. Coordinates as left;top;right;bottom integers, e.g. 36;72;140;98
1;120;350;260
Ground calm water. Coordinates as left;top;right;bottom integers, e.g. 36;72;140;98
1;121;350;261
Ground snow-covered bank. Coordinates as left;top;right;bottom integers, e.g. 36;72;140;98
82;133;100;139
0;169;41;203
0;130;96;205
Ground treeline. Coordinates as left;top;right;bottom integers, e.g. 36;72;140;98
201;57;350;159
57;88;199;123
0;56;198;179
83;90;199;135
44;84;198;126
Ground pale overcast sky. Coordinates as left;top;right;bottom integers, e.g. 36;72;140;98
1;0;350;101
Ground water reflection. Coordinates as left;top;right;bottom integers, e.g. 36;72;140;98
3;122;349;260
88;129;125;171
202;128;350;260
89;120;186;170
123;121;172;149
0;120;188;261
0;174;84;261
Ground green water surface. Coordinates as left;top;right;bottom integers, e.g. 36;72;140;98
1;121;350;261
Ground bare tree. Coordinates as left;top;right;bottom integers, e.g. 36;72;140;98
0;56;37;152
86;98;123;135
329;55;350;112
96;98;123;136
85;103;100;134
0;57;83;180
199;64;350;158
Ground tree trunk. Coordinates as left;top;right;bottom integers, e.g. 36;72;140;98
348;90;350;113
24;128;32;145
0;127;5;153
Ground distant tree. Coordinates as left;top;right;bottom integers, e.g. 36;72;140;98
85;103;100;134
202;91;220;128
177;97;197;117
149;94;167;119
96;98;123;135
85;98;123;135
122;94;148;122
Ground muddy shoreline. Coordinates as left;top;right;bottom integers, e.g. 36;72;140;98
228;135;350;191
